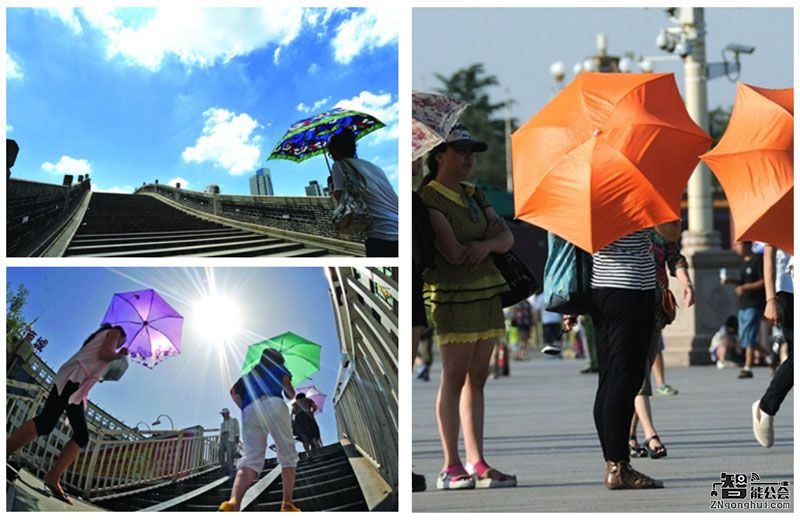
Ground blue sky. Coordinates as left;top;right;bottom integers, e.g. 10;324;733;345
7;7;398;196
413;7;792;123
7;267;349;445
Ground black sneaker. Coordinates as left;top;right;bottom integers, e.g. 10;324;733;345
738;369;753;379
412;472;427;492
541;345;562;356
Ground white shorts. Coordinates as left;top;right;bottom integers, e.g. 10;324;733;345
236;396;298;473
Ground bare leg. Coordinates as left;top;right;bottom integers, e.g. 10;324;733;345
436;342;475;469
227;467;258;511
652;352;666;387
281;466;296;504
7;420;38;455
745;348;755;369
461;339;497;465
43;441;81;495
412;326;423;362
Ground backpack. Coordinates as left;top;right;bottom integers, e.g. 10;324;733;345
332;159;372;233
543;232;593;315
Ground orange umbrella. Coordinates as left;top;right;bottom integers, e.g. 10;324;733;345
512;73;712;253
700;83;793;254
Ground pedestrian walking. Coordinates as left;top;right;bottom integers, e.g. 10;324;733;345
292;393;321;458
752;245;793;447
218;348;300;512
6;324;128;504
219;408;240;478
419;125;516;490
330;129;399;257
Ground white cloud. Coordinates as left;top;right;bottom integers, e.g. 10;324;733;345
6;124;13;133
182;107;262;176
331;7;397;64
307;63;320;75
167;177;190;189
273;47;282;65
94;184;135;194
334;90;398;143
46;7;312;71
382;163;398;182
296;97;330;114
45;7;83;33
7;53;23;80
41;156;92;175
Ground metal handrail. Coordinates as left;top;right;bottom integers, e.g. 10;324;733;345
7;380;221;500
328;267;398;492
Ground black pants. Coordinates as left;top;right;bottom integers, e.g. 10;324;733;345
366;238;398;257
33;381;89;448
760;291;794;416
590;288;656;462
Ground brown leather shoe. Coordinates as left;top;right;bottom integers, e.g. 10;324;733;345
604;461;664;490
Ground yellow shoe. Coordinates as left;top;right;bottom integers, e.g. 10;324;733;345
280;501;301;512
218;501;236;512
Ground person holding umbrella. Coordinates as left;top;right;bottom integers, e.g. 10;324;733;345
291;393;321;458
219;348;300;512
419;124;516;490
6;324;128;503
329;128;399;257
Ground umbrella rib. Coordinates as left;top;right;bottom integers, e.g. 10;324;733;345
146;322;178;351
116;295;146;323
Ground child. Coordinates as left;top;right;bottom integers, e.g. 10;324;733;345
710;316;738;369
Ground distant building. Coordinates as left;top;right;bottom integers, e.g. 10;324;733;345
323;186;330;197
249;168;274;196
305;180;322;197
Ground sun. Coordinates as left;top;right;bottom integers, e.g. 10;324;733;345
192;292;243;343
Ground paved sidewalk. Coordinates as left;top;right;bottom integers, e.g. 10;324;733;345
412;354;793;512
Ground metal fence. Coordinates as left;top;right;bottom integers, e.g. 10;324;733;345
7;380;220;500
328;267;398;492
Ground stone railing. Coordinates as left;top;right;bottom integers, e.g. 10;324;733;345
7;178;91;256
134;183;365;254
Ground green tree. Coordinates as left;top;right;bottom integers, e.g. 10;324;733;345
435;63;517;190
7;283;29;344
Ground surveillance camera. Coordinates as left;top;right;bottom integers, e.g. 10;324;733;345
676;39;692;59
664;7;678;18
725;43;755;55
656;29;670;50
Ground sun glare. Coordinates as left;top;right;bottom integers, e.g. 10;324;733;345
193;293;243;343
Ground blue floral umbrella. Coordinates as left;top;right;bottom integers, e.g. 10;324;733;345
268;108;385;169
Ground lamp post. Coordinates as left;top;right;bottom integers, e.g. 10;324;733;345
135;421;152;432
152;414;175;430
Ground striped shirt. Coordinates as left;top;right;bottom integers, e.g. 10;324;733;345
591;230;656;290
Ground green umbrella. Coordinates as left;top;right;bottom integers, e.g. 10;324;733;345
242;332;321;387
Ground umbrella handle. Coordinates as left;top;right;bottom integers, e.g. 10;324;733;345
324;153;331;174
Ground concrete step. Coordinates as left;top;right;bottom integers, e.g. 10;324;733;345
64;232;266;255
71;228;241;241
66;238;296;257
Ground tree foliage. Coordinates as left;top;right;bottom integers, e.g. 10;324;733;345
435;64;517;190
7;283;29;343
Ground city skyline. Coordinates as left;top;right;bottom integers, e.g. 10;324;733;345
7;7;399;197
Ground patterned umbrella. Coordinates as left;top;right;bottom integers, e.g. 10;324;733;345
268;108;385;164
294;385;327;414
101;289;183;369
412;91;468;161
242;332;321;387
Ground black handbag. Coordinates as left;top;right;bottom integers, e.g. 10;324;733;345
494;249;539;308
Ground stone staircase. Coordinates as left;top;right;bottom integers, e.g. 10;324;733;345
97;443;368;512
64;193;328;257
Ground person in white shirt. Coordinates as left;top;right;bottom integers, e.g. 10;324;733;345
219;408;240;478
330;129;399;257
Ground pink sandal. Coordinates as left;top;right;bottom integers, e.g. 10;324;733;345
466;459;517;489
436;463;476;490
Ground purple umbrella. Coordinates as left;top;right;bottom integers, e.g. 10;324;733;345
294;385;326;414
101;289;183;369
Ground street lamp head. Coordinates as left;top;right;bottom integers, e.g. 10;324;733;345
618;57;633;73
152;420;161;426
550;61;566;82
582;58;599;73
675;38;693;59
572;62;583;76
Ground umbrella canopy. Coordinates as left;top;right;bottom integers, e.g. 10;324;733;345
412;91;468;161
294;385;327;414
242;332;321;387
101;289;184;369
268;108;385;164
512;73;713;253
700;83;793;254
